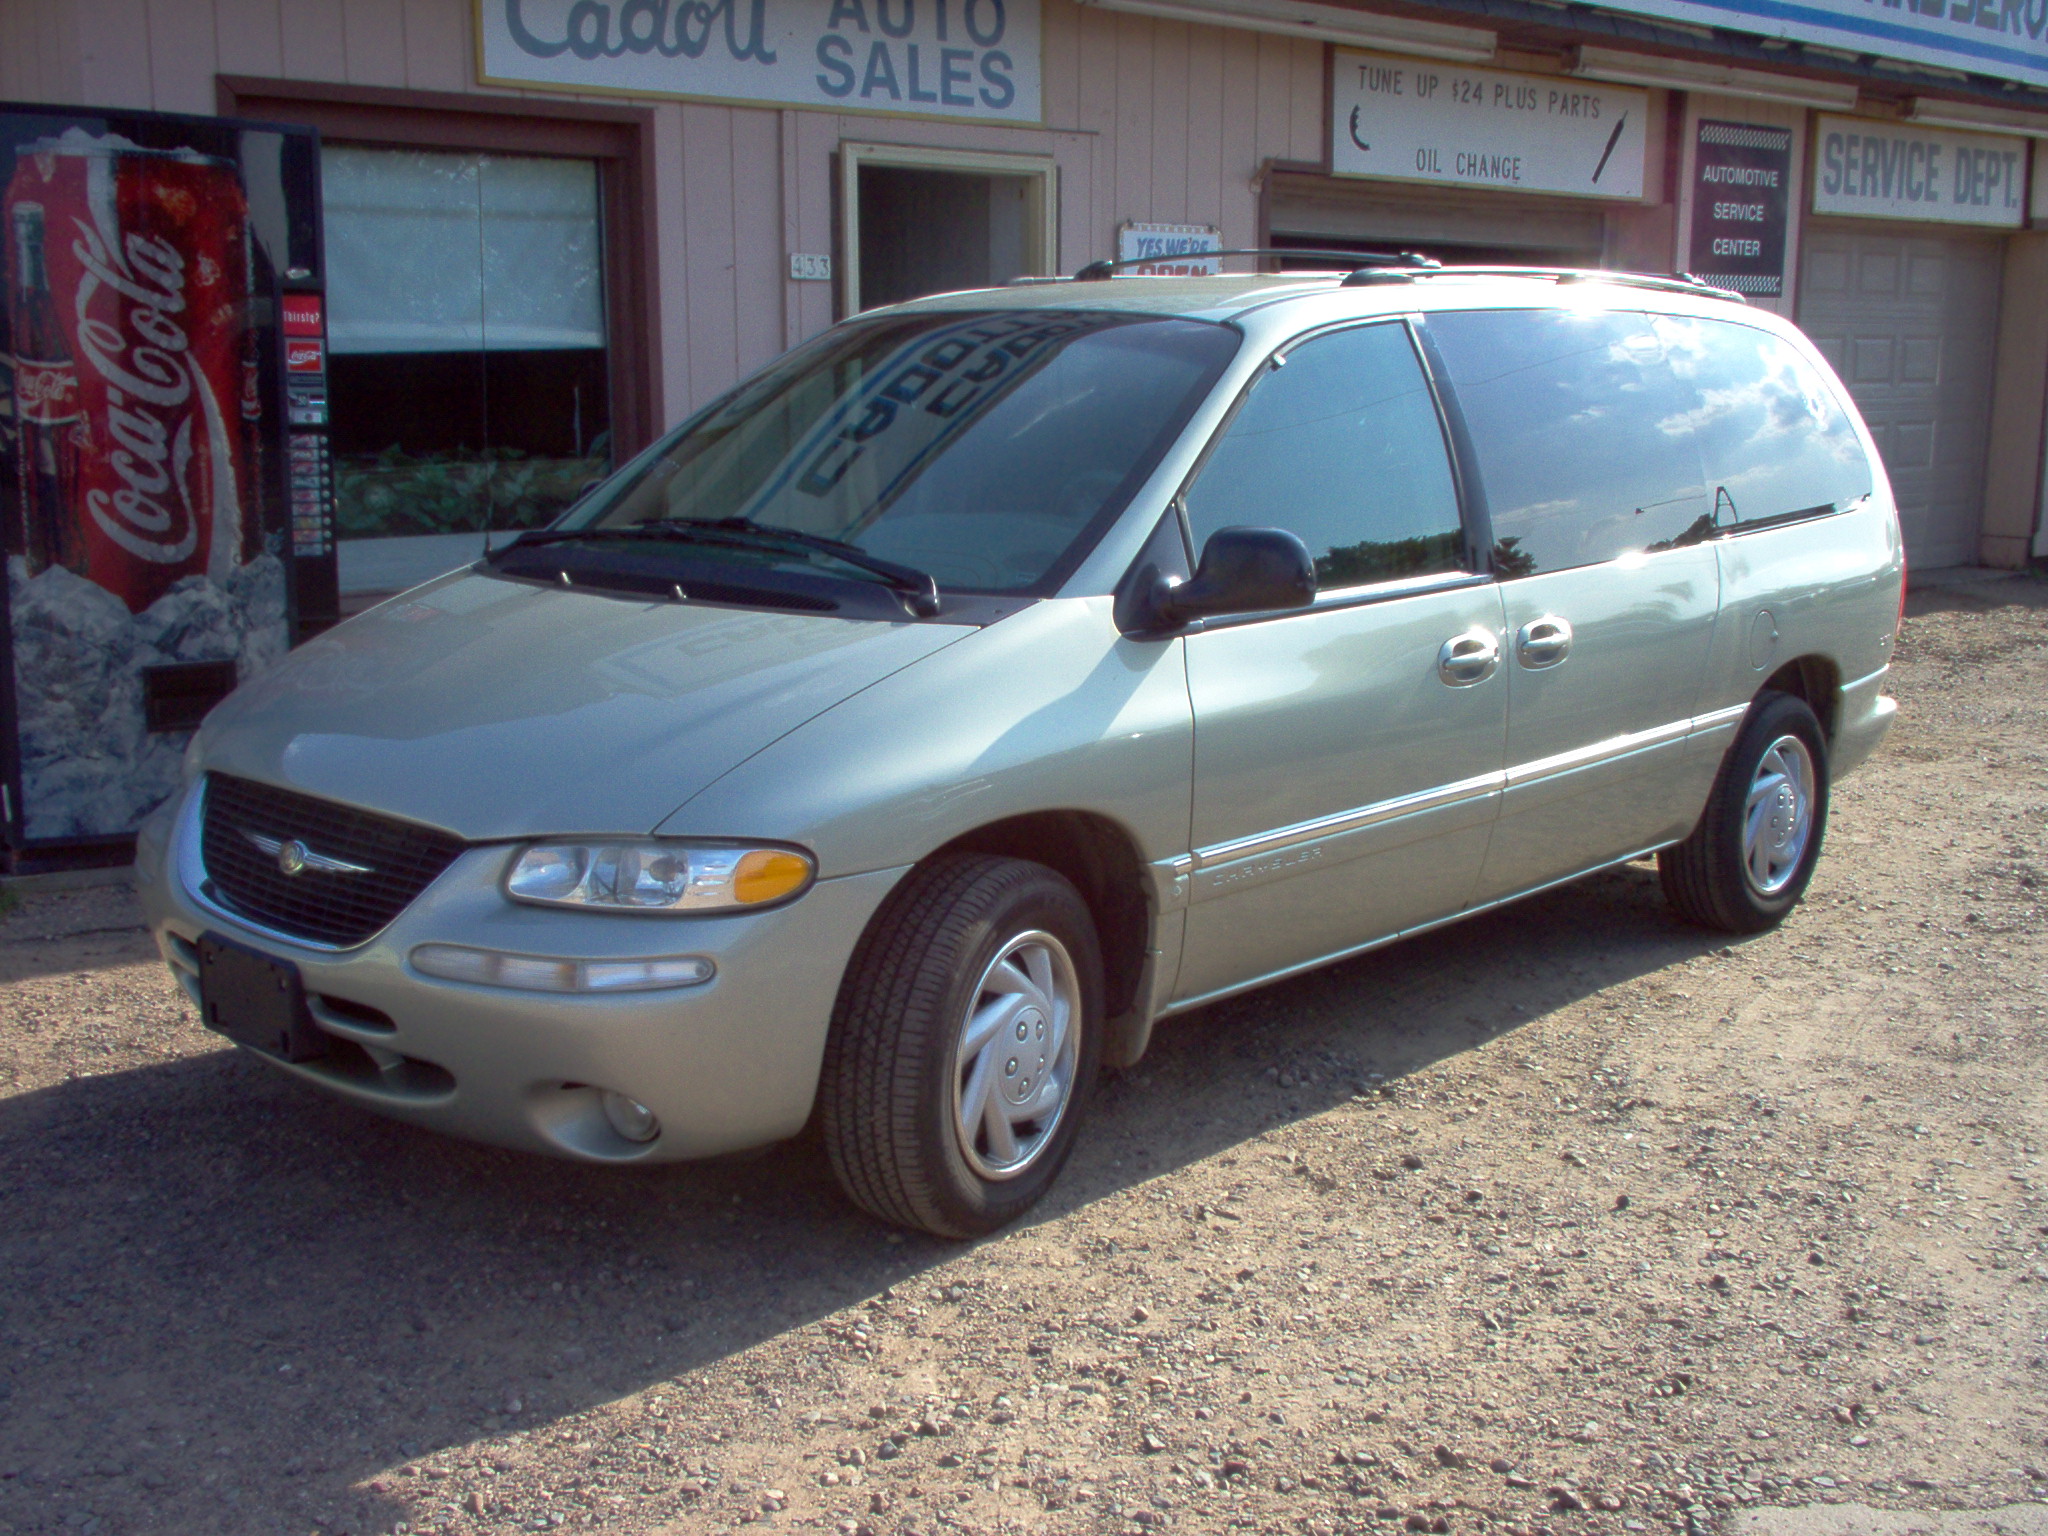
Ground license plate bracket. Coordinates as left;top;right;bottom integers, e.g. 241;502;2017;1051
197;934;328;1062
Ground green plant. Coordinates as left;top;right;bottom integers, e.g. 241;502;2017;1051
335;437;611;538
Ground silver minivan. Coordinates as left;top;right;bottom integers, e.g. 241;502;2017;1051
137;267;1901;1237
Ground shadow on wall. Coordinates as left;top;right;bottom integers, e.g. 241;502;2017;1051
0;861;1730;1536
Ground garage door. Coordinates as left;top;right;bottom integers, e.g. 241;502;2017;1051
1797;226;2003;570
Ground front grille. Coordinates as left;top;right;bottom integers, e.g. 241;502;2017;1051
199;774;467;947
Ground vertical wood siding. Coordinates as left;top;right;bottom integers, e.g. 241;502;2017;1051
3;0;1326;420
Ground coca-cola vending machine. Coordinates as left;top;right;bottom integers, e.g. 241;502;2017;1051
0;103;337;869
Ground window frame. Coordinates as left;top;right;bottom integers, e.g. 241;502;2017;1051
1665;314;1878;540
1168;316;1490;623
836;141;1058;319
216;76;659;460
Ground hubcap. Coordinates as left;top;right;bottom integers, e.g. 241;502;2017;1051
1742;734;1816;896
950;930;1080;1182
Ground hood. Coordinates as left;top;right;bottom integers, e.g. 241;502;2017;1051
198;572;970;840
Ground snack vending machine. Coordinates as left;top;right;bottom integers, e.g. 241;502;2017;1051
0;102;337;868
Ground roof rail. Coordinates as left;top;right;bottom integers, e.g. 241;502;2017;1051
1338;264;1748;304
1072;248;1441;281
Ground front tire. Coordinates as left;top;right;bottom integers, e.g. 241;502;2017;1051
1660;691;1830;933
819;854;1103;1238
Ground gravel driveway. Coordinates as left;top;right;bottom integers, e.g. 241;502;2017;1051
2;577;2044;1536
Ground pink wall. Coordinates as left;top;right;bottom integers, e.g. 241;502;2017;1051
1;0;1325;421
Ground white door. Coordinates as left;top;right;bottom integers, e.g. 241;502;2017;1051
1797;225;2003;570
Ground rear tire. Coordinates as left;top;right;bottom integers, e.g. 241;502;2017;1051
1660;691;1829;934
819;854;1103;1238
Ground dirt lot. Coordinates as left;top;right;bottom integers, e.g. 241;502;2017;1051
2;577;2045;1536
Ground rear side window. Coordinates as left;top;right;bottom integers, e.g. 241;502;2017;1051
1426;308;1713;576
1651;315;1874;527
1184;321;1466;590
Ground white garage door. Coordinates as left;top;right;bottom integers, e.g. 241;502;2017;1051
1797;225;2004;570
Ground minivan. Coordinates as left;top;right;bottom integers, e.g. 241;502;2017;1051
137;265;1902;1237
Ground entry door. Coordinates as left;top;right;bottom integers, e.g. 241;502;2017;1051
1798;225;2003;569
1173;321;1508;1004
1424;307;1723;901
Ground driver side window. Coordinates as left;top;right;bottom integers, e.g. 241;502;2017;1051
1183;322;1467;590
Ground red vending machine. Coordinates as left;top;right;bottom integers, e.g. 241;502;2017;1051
0;103;336;869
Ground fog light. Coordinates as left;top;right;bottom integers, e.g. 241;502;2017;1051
410;944;713;993
601;1090;660;1143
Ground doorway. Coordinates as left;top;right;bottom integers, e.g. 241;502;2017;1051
839;143;1057;314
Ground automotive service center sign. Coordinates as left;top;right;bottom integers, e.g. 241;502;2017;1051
478;0;1041;119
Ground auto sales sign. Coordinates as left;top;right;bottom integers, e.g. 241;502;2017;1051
477;0;1042;120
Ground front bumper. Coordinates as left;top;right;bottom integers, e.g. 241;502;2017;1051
135;783;906;1162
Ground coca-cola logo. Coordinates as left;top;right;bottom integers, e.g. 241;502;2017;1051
67;216;209;566
15;360;79;424
285;339;323;372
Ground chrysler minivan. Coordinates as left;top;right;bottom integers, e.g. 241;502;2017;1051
137;265;1902;1237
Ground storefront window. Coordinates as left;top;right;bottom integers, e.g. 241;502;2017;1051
323;146;609;595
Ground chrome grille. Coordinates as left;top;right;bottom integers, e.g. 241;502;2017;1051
198;774;467;947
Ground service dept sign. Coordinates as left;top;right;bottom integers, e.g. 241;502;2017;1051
478;0;1041;120
1812;115;2027;228
1331;50;1649;200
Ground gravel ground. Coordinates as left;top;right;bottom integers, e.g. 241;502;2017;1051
1;576;2045;1536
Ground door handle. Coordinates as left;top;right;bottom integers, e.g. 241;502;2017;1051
1515;615;1574;669
1437;628;1501;687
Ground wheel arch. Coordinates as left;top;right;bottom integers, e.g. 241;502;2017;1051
1760;655;1841;742
932;810;1156;1064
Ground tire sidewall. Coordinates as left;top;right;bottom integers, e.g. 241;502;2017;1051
913;870;1104;1236
1717;694;1830;926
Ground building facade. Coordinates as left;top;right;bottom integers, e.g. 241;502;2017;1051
7;0;2048;594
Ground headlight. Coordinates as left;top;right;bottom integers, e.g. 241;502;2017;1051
504;840;815;913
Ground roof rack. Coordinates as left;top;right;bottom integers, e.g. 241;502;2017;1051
1339;265;1748;304
1071;248;1441;281
1064;252;1748;304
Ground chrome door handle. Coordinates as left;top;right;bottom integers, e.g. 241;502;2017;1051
1437;628;1501;687
1515;615;1574;669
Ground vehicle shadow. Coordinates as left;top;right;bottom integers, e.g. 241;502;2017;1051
0;859;1727;1536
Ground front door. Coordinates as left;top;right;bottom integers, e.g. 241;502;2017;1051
1173;320;1508;1005
1423;306;1723;901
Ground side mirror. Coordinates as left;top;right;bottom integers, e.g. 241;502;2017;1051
1155;526;1317;627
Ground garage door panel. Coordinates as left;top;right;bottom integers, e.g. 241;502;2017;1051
1891;421;1935;467
1800;224;2001;570
1857;250;1901;293
1899;337;1941;384
1806;249;1850;293
1850;335;1894;383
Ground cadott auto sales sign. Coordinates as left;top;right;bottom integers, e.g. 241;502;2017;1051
476;0;1041;119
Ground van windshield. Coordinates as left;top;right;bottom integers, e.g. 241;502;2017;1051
553;309;1237;595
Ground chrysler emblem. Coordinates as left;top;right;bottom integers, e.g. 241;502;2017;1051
247;831;374;877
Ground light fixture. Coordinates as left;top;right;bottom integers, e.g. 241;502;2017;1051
1906;95;2048;136
600;1091;661;1143
1072;0;1495;63
1570;46;1859;108
409;944;715;993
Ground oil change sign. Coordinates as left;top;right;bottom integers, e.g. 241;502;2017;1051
1331;50;1648;200
1812;115;2027;227
477;0;1041;121
1688;120;1793;298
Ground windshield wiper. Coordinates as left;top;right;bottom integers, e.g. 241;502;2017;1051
502;518;941;617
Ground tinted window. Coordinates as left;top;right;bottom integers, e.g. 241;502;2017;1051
1427;308;1713;576
1184;323;1466;589
570;310;1238;593
1651;315;1874;527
